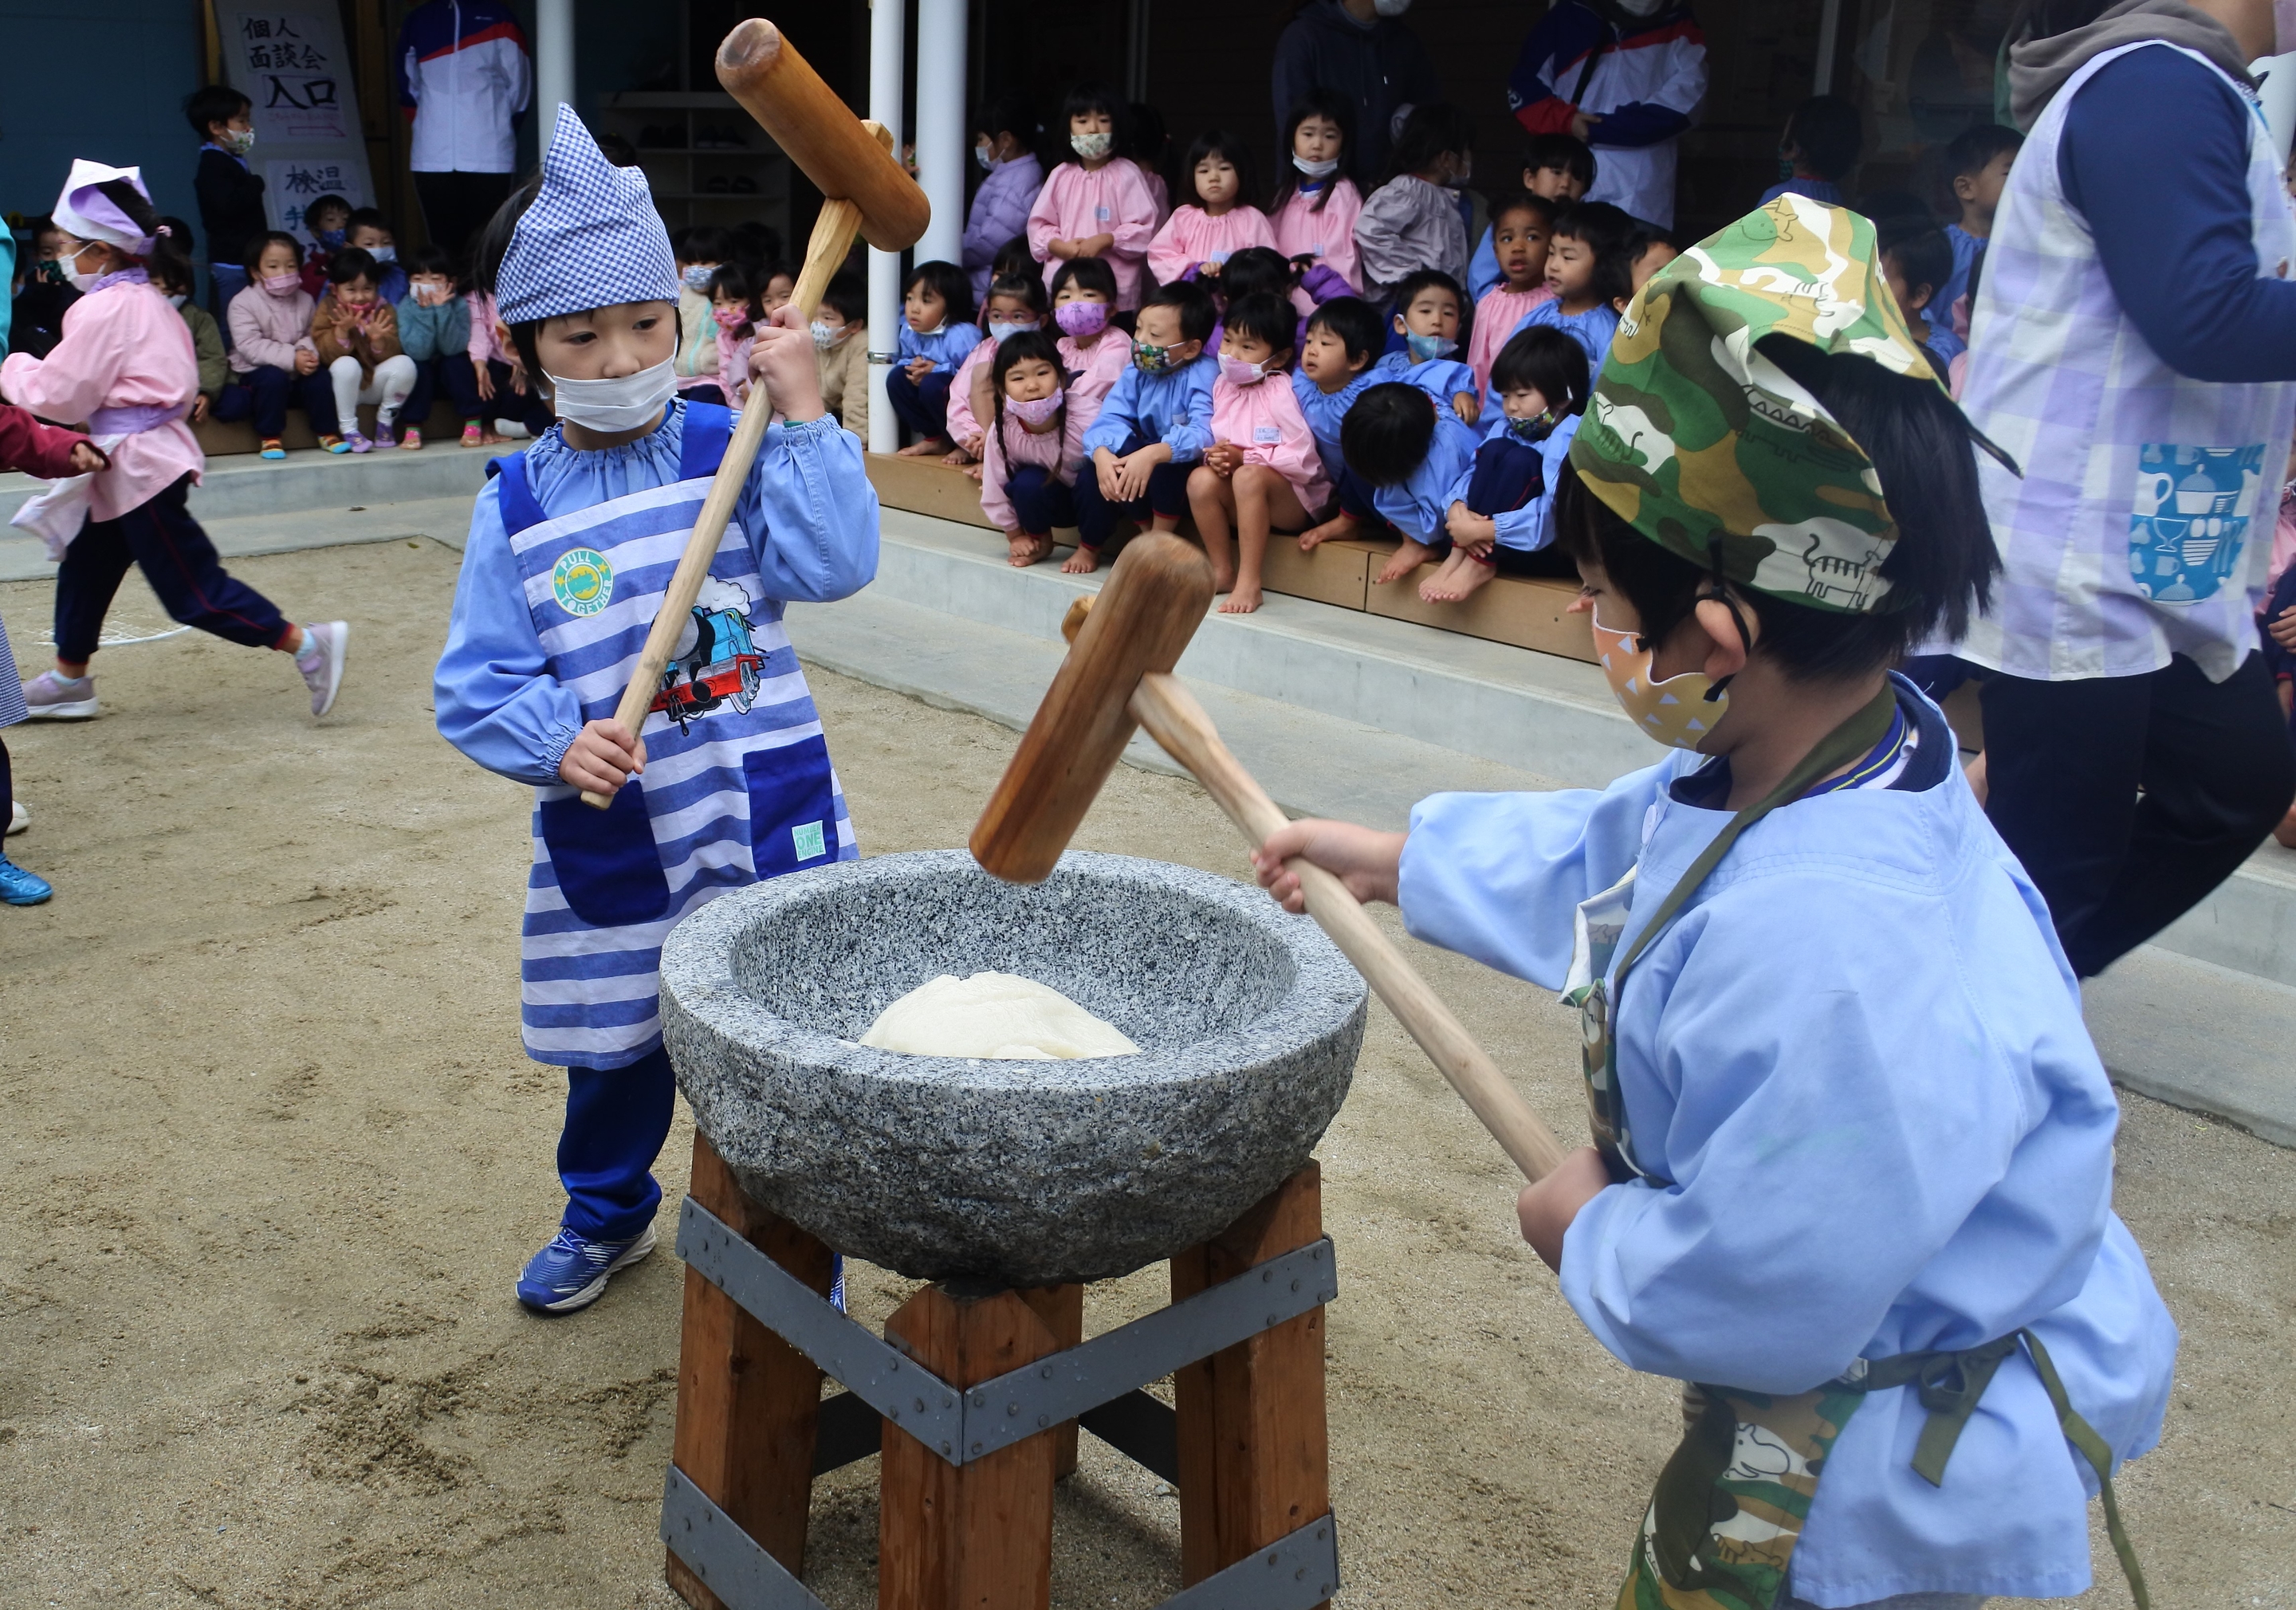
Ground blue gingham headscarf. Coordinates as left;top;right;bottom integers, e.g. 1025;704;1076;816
495;106;679;324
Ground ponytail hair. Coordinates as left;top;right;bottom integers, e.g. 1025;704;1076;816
91;179;193;288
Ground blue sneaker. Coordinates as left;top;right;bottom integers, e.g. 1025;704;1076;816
515;1223;656;1314
0;856;53;906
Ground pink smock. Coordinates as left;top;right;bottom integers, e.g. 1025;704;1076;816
979;402;1088;532
1271;179;1365;302
1209;371;1329;512
1027;159;1162;311
1467;282;1558;397
1147;205;1280;288
1;277;202;524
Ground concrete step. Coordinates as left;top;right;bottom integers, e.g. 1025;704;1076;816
791;579;2296;1151
0;441;497;528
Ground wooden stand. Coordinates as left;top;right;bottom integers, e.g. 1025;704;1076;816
662;1137;1336;1610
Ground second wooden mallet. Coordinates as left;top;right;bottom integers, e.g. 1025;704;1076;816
969;536;1571;1183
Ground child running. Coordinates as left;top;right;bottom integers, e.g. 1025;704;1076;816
433;110;879;1315
1426;325;1589;603
1514;200;1634;375
1254;198;2168;1610
1269;92;1365;300
8;161;348;722
980;329;1086;567
1190;292;1328;613
1465;192;1556;396
1147;131;1278;289
1027;84;1160;312
1069;281;1217;575
1373;268;1480;423
887;260;980;455
1354;103;1476;300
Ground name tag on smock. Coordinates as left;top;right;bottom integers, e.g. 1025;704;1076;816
1253;426;1281;445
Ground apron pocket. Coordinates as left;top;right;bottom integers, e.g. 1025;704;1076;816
745;735;838;879
540;780;672;927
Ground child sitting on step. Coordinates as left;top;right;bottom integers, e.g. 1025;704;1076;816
887;259;981;456
1291;296;1382;489
432;109;879;1317
979;329;1086;568
1425;324;1588;604
1303;380;1479;586
1190;293;1327;615
1068;280;1218;575
1371;268;1480;426
215;230;332;460
311;247;418;452
945;272;1049;470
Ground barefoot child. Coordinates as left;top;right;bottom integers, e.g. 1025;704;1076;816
1426;326;1587;603
1147;130;1278;288
1464;193;1555;397
887;260;980;455
945;273;1048;469
1256;198;2168;1610
1189;293;1327;613
432;110;879;1315
979;330;1085;567
1311;382;1478;585
1373;269;1480;425
1269;92;1365;300
1513;200;1634;376
1292;295;1382;489
9;161;348;723
1068;281;1217;575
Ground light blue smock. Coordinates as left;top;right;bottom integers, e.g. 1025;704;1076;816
1396;711;2176;1604
1442;412;1579;552
896;320;982;374
1079;351;1217;465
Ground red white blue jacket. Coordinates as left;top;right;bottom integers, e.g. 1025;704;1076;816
397;0;531;175
1507;0;1706;227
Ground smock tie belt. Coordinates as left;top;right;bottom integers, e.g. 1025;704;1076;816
87;402;187;435
1857;1329;2149;1607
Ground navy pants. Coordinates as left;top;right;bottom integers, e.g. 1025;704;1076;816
213;363;336;439
1072;432;1193;551
886;367;954;442
1005;465;1078;536
54;476;293;665
559;1046;678;1241
1982;651;2296;977
1464;437;1543;517
440;354;556;434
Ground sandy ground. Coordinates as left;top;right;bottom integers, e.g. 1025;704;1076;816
1;540;2292;1609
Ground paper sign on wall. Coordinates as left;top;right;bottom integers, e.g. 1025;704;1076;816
218;6;375;238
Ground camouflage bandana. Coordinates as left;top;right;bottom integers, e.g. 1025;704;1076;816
1570;195;1967;615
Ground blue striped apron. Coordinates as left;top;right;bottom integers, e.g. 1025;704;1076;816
493;403;857;1069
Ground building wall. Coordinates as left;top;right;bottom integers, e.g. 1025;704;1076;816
0;0;203;241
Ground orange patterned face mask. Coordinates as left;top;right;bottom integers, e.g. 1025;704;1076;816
1590;607;1732;750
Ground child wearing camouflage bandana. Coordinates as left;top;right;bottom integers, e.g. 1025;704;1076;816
1255;197;2170;1610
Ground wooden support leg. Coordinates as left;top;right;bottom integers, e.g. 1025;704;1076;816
1018;1284;1083;1479
879;1283;1063;1610
667;1132;838;1610
1171;1164;1330;1602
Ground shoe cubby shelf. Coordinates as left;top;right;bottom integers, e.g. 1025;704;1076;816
595;91;793;238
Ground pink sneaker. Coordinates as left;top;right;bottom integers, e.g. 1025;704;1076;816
398;427;425;450
460;422;485;448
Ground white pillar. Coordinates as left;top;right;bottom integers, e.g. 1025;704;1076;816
914;0;967;269
536;0;576;150
867;0;906;455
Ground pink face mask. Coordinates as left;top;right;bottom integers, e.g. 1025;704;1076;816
1220;353;1271;387
1007;388;1066;426
1055;300;1111;338
712;305;749;331
261;272;301;295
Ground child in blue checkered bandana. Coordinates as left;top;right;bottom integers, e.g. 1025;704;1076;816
431;107;881;1316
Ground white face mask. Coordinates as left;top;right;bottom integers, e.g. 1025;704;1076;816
1293;153;1341;179
544;354;678;434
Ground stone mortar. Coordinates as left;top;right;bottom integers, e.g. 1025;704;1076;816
661;849;1367;1287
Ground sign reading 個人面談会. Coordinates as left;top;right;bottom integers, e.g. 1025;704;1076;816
217;6;375;238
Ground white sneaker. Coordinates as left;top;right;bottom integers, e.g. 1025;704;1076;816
6;799;25;837
493;419;532;439
21;670;97;720
295;621;348;717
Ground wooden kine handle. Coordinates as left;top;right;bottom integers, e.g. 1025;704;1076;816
1128;672;1570;1183
579;137;887;809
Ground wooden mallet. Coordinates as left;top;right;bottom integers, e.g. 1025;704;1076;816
580;20;929;808
969;536;1570;1182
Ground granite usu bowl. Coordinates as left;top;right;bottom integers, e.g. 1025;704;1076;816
660;849;1366;1286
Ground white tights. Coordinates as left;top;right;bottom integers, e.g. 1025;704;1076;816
328;353;417;435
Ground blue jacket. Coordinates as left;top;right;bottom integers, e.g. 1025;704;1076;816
1080;352;1218;464
1292;367;1371;481
897;320;982;374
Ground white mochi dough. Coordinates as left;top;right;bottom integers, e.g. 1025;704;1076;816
859;972;1140;1060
